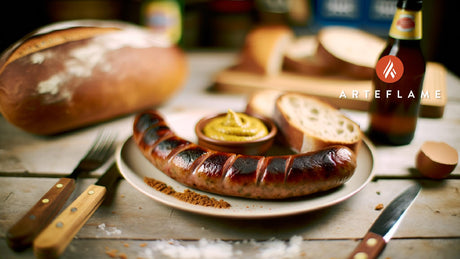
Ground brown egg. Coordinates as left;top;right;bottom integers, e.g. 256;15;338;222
416;141;458;179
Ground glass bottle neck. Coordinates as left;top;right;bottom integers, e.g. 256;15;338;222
388;37;422;46
389;7;422;40
397;0;422;11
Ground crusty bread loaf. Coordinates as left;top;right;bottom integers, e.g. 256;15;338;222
237;25;294;75
0;20;187;135
283;35;331;76
274;93;362;153
315;26;385;79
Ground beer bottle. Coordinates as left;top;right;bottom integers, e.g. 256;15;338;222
368;0;425;145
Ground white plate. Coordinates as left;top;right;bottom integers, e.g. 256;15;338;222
116;110;375;218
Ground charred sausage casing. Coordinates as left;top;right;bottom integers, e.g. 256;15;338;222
133;110;357;199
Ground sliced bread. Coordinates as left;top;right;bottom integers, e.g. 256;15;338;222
283;35;332;76
274;93;362;153
245;89;284;119
237;25;294;75
316;26;385;79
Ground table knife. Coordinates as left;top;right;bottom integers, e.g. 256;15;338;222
33;162;121;259
347;183;421;259
6;132;116;251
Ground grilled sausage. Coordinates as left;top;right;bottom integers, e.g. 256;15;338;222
133;110;357;199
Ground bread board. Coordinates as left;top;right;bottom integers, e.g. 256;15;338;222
213;62;446;118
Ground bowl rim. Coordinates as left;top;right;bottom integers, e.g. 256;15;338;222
194;112;277;146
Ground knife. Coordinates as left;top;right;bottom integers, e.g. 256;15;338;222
347;183;421;259
6;131;116;251
33;162;121;259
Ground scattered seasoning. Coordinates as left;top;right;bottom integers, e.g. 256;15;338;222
144;177;231;209
105;247;128;259
375;203;384;210
105;249;118;258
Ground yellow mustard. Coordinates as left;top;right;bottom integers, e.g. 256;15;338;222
203;109;269;141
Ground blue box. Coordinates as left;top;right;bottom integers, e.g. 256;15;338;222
313;0;397;35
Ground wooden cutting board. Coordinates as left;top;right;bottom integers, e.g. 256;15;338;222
213;62;447;118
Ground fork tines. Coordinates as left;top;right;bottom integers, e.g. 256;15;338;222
86;130;118;162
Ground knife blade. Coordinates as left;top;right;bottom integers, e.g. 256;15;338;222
347;183;421;259
33;162;121;259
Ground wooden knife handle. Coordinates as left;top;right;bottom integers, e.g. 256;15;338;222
6;177;75;251
347;232;386;259
33;184;106;259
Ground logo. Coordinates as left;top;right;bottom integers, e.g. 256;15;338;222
396;14;415;32
375;55;404;83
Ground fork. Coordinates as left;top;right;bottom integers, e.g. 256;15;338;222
6;130;117;251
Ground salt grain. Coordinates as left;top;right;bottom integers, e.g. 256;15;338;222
97;223;122;236
139;239;234;259
257;236;303;258
138;236;303;259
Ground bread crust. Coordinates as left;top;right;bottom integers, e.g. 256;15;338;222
237;25;293;75
245;89;284;119
315;42;373;79
315;26;385;79
0;20;187;135
283;36;332;76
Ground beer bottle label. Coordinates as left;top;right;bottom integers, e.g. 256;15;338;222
143;1;182;44
389;8;422;40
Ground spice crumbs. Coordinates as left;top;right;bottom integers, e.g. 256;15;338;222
144;177;231;209
375;203;384;210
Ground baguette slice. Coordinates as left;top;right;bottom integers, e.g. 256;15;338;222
245;89;284;119
274;93;362;153
237;25;294;75
316;26;385;79
283;35;331;76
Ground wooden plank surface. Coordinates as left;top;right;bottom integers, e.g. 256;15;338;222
1;178;459;240
1;178;459;258
1;238;459;259
213;62;447;118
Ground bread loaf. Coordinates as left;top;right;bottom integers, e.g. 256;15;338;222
274;93;362;153
237;25;293;75
315;26;385;79
0;20;187;135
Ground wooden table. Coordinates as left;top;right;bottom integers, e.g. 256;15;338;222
1;52;459;259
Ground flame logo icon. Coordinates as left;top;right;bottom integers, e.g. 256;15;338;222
376;55;404;83
383;59;397;79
